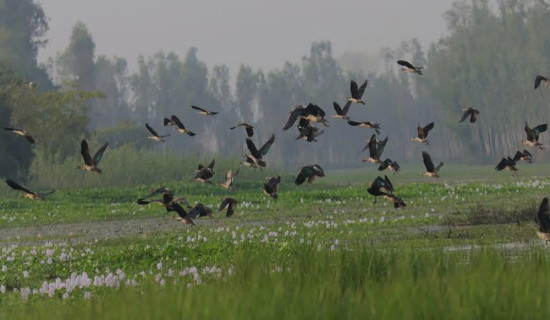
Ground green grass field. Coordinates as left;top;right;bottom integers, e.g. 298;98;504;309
0;164;549;319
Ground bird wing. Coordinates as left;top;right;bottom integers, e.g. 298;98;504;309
283;107;303;130
422;122;434;137
525;123;536;142
513;151;523;162
357;80;368;98
245;126;254;137
376;137;388;158
245;138;261;159
416;124;424;138
333;102;343;115
495;158;508;171
226;201;235;217
208;159;216;169
383;175;394;192
80;139;93;166
145;123;159;137
342;101;352;115
6;179;35;195
191;105;207;113
538;198;550;232
170;115;185;129
172;202;190;219
459;109;471;123
37;190;55;198
367;134;377;156
93;142;109;165
305;103;326;117
533;124;548;140
25;134;35;144
347;120;360;126
435;162;444;172
259;134;275;156
422;151;435;172
397;60;415;69
469;109;479;123
295;167;309;185
535;75;546;89
219;197;232;211
350;80;359;99
163;118;173;126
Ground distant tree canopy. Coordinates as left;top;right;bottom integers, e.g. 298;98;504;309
4;0;550;182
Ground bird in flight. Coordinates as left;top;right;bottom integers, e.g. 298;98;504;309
263;176;281;199
77;139;108;174
219;197;238;217
347;120;381;135
332;101;352;120
191;105;218;116
347;80;368;105
295;164;325;185
230;123;254;137
5;179;54;200
420;151;443;178
245;134;275;168
523;122;547;150
146;123;170;142
412;122;434;145
534;75;550;89
459;107;480;123
4;127;35;144
495;156;518;177
397;60;423;75
168;115;195;136
194;159;216;183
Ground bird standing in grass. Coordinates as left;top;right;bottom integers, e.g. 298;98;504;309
5;179;54;200
347;80;368;105
77;140;108;174
4;127;35;144
421;151;443;178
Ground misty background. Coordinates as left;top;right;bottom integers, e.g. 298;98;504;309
1;0;550;188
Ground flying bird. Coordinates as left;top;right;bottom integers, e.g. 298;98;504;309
397;60;423;75
171;202;195;226
4;127;35;144
195;159;216;183
421;151;443;178
378;158;400;174
219;169;239;189
362;134;388;163
263;176;281;199
367;176;406;208
459;107;480;123
282;104;328;130
513;150;532;163
219;197;238;217
188;203;214;219
191;105;218;116
332;101;352;120
536;197;550;242
77;139;108;174
347;80;368;105
534;75;550;89
295;164;325;185
523;122;547;149
146;123;170;142
412;122;434;145
230;123;254;137
245;134;275;168
5;179;54;200
495;156;518;176
170;115;195;136
296;120;324;142
347;120;381;135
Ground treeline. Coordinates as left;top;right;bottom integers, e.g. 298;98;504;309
2;0;550;185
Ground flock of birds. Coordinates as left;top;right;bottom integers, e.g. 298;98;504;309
3;59;550;239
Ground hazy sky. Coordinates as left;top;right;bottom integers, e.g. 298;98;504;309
37;0;456;73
